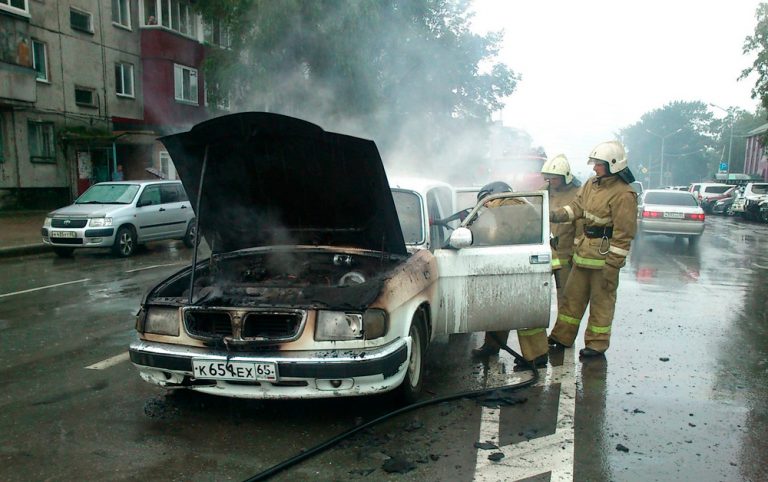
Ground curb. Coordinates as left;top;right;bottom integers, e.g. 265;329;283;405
0;244;51;258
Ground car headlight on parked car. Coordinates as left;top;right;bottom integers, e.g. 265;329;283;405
89;217;113;227
43;217;52;227
315;309;388;341
143;307;180;336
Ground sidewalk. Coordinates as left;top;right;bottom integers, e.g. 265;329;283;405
0;210;51;258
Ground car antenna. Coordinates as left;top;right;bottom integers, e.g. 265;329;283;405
189;144;209;304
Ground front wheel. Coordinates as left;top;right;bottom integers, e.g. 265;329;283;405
112;226;137;257
183;219;197;248
397;314;427;404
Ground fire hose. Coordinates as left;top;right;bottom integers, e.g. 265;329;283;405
244;333;539;481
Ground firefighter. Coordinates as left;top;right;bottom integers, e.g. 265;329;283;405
541;154;582;307
470;182;549;368
547;141;638;357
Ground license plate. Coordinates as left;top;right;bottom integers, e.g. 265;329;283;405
663;212;684;219
50;231;77;238
191;359;278;381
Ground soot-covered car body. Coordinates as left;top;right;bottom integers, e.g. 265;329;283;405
129;113;552;400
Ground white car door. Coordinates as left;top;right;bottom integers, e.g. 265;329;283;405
433;191;552;335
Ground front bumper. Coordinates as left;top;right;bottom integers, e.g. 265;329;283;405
640;218;704;236
41;227;116;248
129;338;410;399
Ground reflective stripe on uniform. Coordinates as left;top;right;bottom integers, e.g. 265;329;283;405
564;205;574;221
518;327;546;336
572;253;606;267
587;324;612;334
609;245;629;257
557;313;581;326
584;211;611;225
551;258;562;268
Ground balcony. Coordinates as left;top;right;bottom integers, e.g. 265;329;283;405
0;60;36;105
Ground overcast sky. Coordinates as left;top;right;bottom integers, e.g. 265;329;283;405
471;0;763;177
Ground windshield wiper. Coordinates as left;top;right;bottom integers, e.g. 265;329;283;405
76;201;107;204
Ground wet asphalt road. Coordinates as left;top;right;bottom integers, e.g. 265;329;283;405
0;215;766;482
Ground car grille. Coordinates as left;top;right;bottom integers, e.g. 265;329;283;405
50;238;83;245
51;218;88;228
184;311;233;338
242;312;304;339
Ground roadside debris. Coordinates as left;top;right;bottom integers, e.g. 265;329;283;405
616;444;630;453
475;389;528;408
488;452;505;462
382;456;416;474
474;441;499;450
659;357;670;362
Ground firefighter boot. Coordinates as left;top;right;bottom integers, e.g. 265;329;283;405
472;331;509;357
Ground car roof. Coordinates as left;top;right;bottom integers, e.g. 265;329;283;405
388;176;453;195
644;189;696;196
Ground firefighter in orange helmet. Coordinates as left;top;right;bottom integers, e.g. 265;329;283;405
548;141;638;357
540;154;582;306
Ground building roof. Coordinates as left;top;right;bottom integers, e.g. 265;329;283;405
747;122;768;136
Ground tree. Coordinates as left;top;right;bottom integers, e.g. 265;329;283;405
710;107;766;174
620;101;719;187
741;3;768;122
194;0;518;172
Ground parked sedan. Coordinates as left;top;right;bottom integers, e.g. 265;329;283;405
637;189;705;247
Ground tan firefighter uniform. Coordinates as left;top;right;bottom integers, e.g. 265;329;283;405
476;196;549;362
548;174;637;353
541;180;582;306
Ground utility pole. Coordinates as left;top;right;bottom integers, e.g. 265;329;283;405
646;128;682;187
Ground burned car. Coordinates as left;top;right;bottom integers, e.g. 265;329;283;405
129;113;552;401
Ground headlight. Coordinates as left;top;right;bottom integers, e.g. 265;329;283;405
315;309;388;341
89;217;113;227
43;217;52;227
143;307;180;336
315;311;363;341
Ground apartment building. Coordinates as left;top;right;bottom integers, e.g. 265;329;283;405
0;0;228;209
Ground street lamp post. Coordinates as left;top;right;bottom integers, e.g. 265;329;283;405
646;128;682;187
709;103;734;174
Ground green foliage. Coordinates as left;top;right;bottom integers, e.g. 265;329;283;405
741;3;768;117
194;0;518;165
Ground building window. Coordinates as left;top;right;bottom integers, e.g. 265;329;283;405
115;62;134;97
74;87;97;107
0;0;28;16
28;122;55;163
204;19;230;48
32;40;48;82
70;8;93;33
112;0;131;28
174;64;198;104
143;0;196;37
159;151;176;179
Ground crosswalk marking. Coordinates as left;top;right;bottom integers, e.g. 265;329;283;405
85;352;129;370
474;349;578;481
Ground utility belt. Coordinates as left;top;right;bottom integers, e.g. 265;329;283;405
584;225;613;239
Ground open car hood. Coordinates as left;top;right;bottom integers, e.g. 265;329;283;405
159;112;406;255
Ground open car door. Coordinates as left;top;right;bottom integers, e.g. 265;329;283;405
433;191;552;334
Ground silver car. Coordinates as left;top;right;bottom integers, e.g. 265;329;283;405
42;180;196;258
637;189;705;246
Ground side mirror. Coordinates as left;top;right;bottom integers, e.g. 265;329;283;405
449;227;473;249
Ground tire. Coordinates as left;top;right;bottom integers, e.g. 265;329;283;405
183;219;197;248
397;313;427;404
53;247;75;258
112;225;137;257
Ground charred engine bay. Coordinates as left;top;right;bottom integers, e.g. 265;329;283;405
149;249;405;309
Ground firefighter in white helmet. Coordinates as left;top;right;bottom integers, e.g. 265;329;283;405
540;154;582;307
548;141;638;357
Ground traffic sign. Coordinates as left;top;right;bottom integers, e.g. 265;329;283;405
719;162;728;172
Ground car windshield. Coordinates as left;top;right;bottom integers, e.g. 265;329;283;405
752;184;768;194
703;185;730;194
392;190;424;244
76;184;140;204
644;191;698;206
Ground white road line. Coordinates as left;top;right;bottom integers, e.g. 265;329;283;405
0;278;91;299
125;262;183;273
85;352;129;370
752;262;768;270
474;349;578;481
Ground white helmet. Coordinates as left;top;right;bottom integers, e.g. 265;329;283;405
588;140;627;174
541;154;573;184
